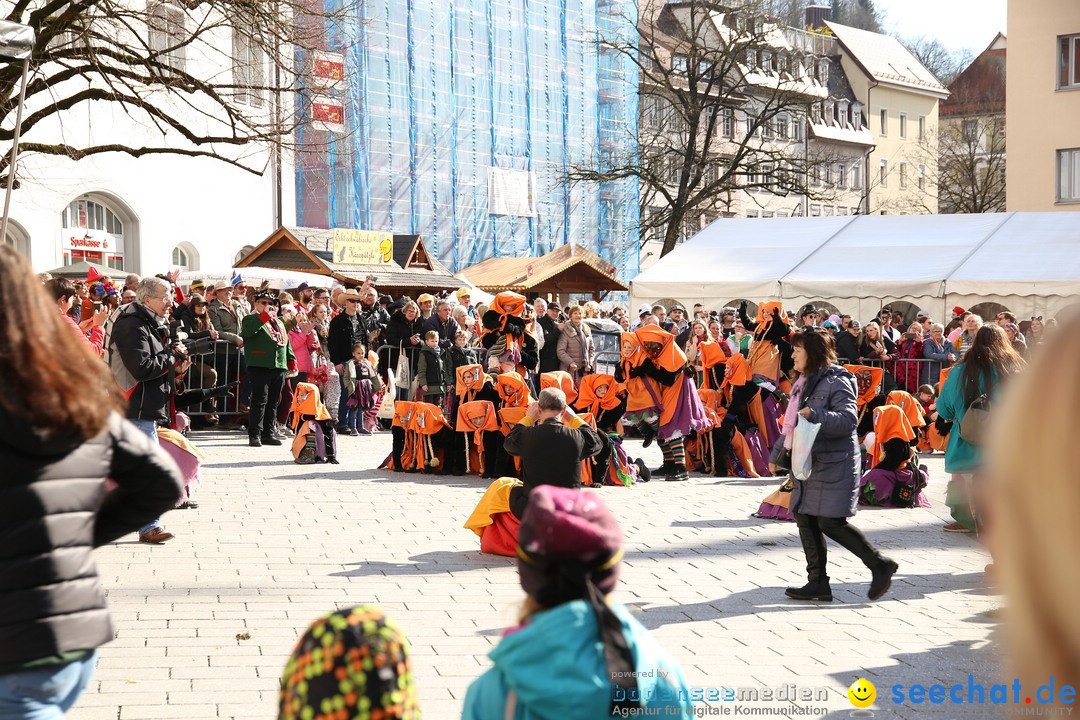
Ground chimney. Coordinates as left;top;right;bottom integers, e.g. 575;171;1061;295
806;4;831;30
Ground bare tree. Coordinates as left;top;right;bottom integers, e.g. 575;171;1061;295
897;36;973;86
934;116;1006;213
0;0;357;187
569;0;842;258
830;0;884;33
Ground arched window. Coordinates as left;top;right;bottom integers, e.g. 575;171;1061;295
171;242;199;271
235;245;256;264
61;198;126;270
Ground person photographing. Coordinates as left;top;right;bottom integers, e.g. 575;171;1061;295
503;388;604;519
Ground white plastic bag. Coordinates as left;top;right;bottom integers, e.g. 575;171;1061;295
791;415;821;481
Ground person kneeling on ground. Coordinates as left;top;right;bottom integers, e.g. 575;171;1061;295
462;485;696;719
503;387;604;519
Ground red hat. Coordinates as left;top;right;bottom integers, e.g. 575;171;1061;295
87;266;106;283
952;306;966;315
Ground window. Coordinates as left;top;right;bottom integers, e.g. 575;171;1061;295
745;115;755;136
918;164;926;190
879;109;888;136
818;58;829;84
899;112;907;139
962;119;978;142
763;118;774;139
824;163;832;186
837;164;846;189
1057;148;1080;202
746;49;758;70
722;108;734;138
837;207;848;216
762;211;774;218
1058;34;1080;89
809;204;821;217
823;205;834;216
824;100;834;125
792;119;802;142
61;198;126;270
899;162;907;188
918;116;926;142
879;159;888;187
777;116;789;139
851;163;861;190
810;164;821;186
235;245;256;264
148;3;186;76
672;54;688;75
762;50;773;73
746;210;759;219
233;13;265;107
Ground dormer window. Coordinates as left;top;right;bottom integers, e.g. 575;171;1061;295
818;58;829;84
747;48;758;69
762;50;772;73
852;101;863;128
824;100;835;125
838;100;849;126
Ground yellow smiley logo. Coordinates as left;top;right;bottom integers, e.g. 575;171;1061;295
379;238;392;263
848;678;876;709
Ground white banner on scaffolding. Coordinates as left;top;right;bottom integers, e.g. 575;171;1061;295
487;167;537;217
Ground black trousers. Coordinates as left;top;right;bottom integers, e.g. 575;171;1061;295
248;366;285;440
794;512;883;583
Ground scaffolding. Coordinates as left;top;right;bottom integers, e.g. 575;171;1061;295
296;0;641;284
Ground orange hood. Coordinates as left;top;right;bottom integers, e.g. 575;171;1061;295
887;390;926;428
409;402;448;435
456;400;500;433
494;371;532;408
634;325;686;373
498;406;529;435
844;365;885;407
540;371;578;405
870;404;916;468
393;401;416;429
456;364;491;398
721;353;750;391
288;382;331;429
575;373;620;415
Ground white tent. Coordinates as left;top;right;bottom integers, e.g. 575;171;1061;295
630;212;1080;323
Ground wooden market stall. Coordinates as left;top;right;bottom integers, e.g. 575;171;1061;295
461;244;627;301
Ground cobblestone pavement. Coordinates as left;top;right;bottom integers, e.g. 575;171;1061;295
68;427;1001;720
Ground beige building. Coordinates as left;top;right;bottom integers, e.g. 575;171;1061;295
1006;0;1080;211
828;22;949;214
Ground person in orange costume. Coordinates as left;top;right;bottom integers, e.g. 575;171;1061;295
621;326;708;482
573;373;625;432
541;371;577;406
859;404;930;508
456;400;500;476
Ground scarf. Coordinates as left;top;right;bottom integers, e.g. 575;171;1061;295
782;376;807;451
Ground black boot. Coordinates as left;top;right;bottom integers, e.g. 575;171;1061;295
640;424;657;448
635;458;651;483
665;463;689;482
651;462;673;476
788;517;833;601
869;559;899;601
785;581;833;601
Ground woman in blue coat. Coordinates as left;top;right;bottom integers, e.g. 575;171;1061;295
770;329;897;602
462;485;695;719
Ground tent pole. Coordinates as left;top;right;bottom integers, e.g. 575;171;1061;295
1;57;30;245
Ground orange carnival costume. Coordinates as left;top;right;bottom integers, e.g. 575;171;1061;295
456;400;500;476
859;404;930;508
540;371;578;405
480;292;538;376
287;382;338;464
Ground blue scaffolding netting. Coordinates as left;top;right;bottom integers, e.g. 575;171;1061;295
296;0;641;284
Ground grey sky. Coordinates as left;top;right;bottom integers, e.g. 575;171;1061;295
876;0;1007;55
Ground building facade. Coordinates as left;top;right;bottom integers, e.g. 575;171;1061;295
828;21;948;215
294;0;641;283
1006;0;1080;211
2;3;291;274
938;34;1007;214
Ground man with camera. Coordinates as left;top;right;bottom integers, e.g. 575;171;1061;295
106;276;185;544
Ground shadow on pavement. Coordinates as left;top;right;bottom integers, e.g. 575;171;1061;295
330;550;514;577
634;572;995;629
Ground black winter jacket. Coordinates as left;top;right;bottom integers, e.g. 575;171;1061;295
107;302;175;424
328;311;369;365
0;409;183;664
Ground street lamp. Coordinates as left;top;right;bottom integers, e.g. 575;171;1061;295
0;20;36;246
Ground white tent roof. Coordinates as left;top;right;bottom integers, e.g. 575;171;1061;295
631;215;856;300
630;212;1080;319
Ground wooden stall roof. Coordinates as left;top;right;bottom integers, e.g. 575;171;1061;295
462;244;627;296
235;227;461;290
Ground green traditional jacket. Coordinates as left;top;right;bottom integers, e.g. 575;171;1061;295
240;313;296;370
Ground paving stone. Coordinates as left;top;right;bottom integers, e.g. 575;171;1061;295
67;430;999;720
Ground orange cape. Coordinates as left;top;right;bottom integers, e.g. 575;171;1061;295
887;390;926;428
498;406;529;436
844;365;885;408
870;404;916;469
540;371;577;405
697;341;730;390
494;371;532;408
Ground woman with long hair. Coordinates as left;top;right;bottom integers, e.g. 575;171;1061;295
308;302;341;420
989;314;1079;704
0;247;182;716
768;329;897;602
684;319;710;381
937;324;1024;533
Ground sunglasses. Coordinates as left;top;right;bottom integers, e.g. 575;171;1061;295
346;299;359;304
1031;316;1043;321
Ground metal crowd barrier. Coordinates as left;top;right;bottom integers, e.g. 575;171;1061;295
594;351;620;377
181;339;244;419
837;356;953;389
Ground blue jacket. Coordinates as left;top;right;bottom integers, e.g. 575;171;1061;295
462;601;695;719
936;363;994;473
773;364;861;519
